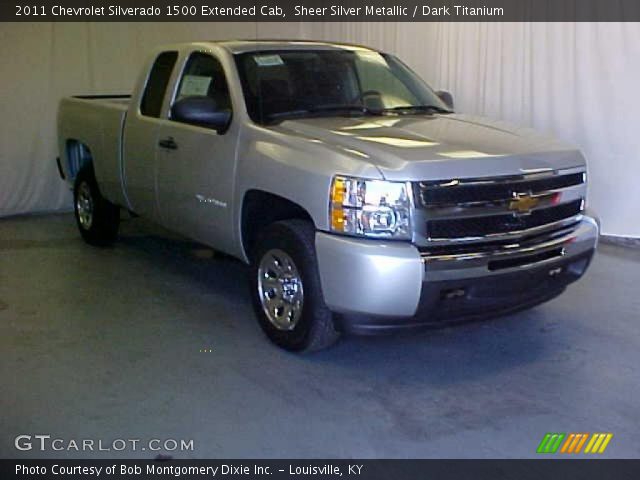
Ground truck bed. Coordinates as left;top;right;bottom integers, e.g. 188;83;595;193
72;94;131;106
57;95;131;207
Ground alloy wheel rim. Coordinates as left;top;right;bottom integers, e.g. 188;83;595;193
257;249;304;331
76;182;94;230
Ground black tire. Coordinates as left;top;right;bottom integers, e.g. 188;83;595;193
73;166;120;246
249;219;339;352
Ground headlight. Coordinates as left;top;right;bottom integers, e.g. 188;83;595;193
329;176;412;239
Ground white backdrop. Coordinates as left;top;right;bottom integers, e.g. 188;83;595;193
304;22;640;238
0;22;303;217
1;22;639;237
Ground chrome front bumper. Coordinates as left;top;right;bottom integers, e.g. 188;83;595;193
316;217;598;331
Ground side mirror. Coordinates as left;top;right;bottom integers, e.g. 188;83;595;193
171;96;231;133
436;90;454;110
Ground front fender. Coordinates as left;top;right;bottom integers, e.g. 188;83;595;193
235;125;382;233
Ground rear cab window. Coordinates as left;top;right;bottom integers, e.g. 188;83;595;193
140;51;179;117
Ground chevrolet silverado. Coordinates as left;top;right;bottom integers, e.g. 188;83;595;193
57;40;598;351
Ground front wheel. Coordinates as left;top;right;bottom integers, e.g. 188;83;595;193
250;220;339;352
73;166;120;246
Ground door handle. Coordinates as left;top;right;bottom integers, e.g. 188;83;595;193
158;137;178;150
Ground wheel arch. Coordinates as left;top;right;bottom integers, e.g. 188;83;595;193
240;190;315;261
64;139;94;181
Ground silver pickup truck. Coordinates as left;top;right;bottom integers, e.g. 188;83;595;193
57;40;598;351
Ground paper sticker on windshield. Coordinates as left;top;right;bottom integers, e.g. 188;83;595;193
254;54;284;67
179;75;212;97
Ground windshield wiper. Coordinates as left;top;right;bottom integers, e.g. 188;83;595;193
266;104;381;123
266;109;311;121
307;104;381;116
382;105;452;115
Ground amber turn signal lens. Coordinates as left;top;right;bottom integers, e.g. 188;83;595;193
330;177;347;232
331;177;346;205
331;208;345;232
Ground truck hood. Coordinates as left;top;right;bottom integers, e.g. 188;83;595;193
272;114;585;181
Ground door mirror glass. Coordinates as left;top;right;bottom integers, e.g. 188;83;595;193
170;96;231;133
436;90;454;110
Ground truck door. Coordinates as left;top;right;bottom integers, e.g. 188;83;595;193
155;51;238;252
122;51;179;219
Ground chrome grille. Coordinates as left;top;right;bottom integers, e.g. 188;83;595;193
413;168;586;247
426;199;583;240
417;172;585;206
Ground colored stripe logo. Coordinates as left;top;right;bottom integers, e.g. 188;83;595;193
537;433;565;453
560;433;589;453
584;433;614;454
537;433;613;454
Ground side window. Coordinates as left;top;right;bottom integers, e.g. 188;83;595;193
140;51;178;117
173;52;232;112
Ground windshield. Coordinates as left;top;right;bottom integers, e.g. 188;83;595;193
234;49;451;124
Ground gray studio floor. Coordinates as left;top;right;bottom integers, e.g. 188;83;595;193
1;213;639;459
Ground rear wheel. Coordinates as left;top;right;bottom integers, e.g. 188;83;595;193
250;220;339;352
73;166;119;246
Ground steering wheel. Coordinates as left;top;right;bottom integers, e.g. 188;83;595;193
350;90;382;105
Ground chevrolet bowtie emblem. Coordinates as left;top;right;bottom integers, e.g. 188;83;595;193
509;193;540;214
